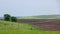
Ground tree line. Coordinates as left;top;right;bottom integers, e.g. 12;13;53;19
4;14;17;22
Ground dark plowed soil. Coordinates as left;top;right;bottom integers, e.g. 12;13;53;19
17;19;60;31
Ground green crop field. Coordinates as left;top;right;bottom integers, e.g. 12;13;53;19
19;15;60;19
0;20;60;34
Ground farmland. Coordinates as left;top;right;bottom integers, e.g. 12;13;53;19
0;20;60;34
17;19;60;31
19;15;60;19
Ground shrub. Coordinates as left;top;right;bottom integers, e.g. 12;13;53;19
11;16;17;22
4;14;11;21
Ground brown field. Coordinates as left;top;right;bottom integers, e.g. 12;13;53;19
17;19;60;31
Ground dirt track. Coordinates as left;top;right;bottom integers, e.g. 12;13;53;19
17;19;60;31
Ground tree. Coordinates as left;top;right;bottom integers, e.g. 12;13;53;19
4;14;11;21
11;16;17;22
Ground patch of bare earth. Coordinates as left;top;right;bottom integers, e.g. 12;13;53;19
17;19;60;31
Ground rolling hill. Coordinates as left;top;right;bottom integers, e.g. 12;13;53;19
19;15;60;19
0;20;37;30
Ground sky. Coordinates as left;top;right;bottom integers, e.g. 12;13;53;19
0;0;60;17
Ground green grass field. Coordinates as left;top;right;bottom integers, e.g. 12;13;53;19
0;20;60;34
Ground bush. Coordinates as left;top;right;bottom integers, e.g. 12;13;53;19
4;14;11;21
11;16;17;22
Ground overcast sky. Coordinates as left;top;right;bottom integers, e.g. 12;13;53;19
0;0;60;17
